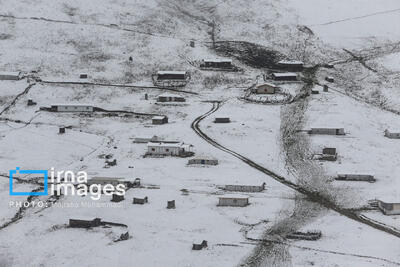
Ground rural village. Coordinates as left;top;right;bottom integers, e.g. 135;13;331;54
0;0;400;266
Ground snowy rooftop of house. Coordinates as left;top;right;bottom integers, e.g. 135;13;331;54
203;58;232;63
257;82;278;88
157;93;184;98
191;155;217;160
219;194;249;199
152;115;167;120
148;142;184;147
157;71;187;75
0;71;20;76
378;197;400;204
272;72;297;77
277;60;304;65
51;103;93;107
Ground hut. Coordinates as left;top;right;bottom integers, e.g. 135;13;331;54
111;193;125;202
276;60;304;71
218;195;249;207
0;71;20;80
192;240;208;250
79;74;88;79
309;128;345;135
147;142;193;157
325;76;334;83
133;197;148;204
378;199;400;215
224;183;265;193
50;104;93;112
335;174;375;183
59;127;66;134
152;115;168;125
272;72;298;81
317;147;337;161
188;156;218;166
157;93;186;103
252;83;278;94
214;117;230;123
167;200;176;209
384;129;400;139
27;99;37;106
69;218;102;228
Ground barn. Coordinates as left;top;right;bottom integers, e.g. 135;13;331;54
224;183;265;193
0;71;20;80
252;83;278;94
152;115;168;125
218;195;249;207
309;128;345;135
201;58;233;69
214;117;230;123
157;93;186;102
378;199;400;215
188;156;218;166
50;104;93;112
156;71;189;81
272;72;298;81
384;129;400;139
277;60;304;71
147;142;193;157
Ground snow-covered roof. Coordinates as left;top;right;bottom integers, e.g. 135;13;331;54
203;58;232;63
257;82;278;88
277;60;304;65
157;71;187;75
148;142;184;148
272;72;297;77
190;155;217;160
0;71;20;76
52;103;93;107
219;194;249;199
152;115;167;120
378;197;400;204
157;93;184;98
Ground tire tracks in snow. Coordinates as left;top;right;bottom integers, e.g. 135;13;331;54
191;102;400;239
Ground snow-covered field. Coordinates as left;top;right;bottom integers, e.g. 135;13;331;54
0;0;400;266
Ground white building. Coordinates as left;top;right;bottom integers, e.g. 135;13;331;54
147;142;193;156
252;83;279;94
384;129;400;139
0;71;20;80
378;198;400;215
51;104;94;112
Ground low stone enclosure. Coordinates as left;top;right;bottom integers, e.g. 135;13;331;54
68;218;129;242
335;174;376;183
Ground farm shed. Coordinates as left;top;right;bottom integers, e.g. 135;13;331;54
272;72;298;81
214;117;230;123
157;93;186;102
201;58;232;69
133;135;159;143
69;218;102;228
156;71;189;81
0;71;20;80
277;60;304;71
147;142;193;157
378;199;400;215
309;128;345;135
384;129;400;139
152;115;168;125
218;195;249;207
50;104;93;112
224;183;265;193
336;174;375;182
252;83;278;94
188;156;218;166
133;197;148;204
